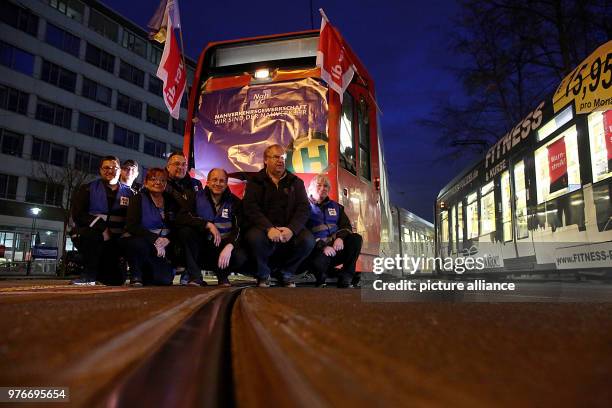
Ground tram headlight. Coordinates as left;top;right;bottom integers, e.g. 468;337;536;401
254;68;270;80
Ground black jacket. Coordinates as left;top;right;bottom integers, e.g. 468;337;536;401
243;169;310;234
165;172;203;211
175;186;243;246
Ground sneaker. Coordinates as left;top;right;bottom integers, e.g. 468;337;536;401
129;280;143;288
180;273;189;285
257;277;271;288
71;278;96;286
283;281;296;288
315;282;327;288
218;278;231;287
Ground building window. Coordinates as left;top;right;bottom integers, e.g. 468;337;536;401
146;105;169;129
26;179;64;206
0;128;24;156
121;29;147;58
170;145;182;155
41;60;77;93
172;118;185;135
148;46;162;66
48;0;84;22
74;150;101;174
35;98;72;129
0;41;35;76
181;86;190;108
148;76;163;97
88;8;118;42
0;85;29;115
45;23;80;57
1;2;39;37
81;77;112;106
119;60;144;87
339;92;356;174
144;137;166;158
113;126;139;150
31;138;68;167
117;93;142;118
0;173;18;200
78;113;108;140
85;43;115;73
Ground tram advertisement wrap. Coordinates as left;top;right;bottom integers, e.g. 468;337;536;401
193;78;328;178
547;137;568;193
553;40;612;114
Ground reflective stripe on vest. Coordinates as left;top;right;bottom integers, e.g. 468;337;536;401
307;200;340;239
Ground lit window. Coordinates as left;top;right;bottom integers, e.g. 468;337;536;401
514;161;528;239
500;171;512;241
480;181;495;235
534;126;581;204
588;110;612;183
466;192;478;239
537;106;573;141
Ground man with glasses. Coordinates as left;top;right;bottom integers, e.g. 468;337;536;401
243;144;314;287
164;152;204;283
70;156;134;285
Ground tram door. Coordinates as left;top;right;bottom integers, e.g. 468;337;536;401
513;160;536;258
336;84;380;271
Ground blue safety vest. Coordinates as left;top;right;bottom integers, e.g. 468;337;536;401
88;179;133;235
307;199;340;239
195;190;234;239
141;193;170;237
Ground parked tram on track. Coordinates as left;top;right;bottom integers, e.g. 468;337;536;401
435;41;612;276
182;30;384;272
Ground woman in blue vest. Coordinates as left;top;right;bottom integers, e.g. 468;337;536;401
121;168;178;286
304;174;363;288
176;168;247;286
70;156;134;286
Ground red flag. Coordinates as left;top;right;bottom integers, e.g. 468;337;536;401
547;137;568;193
316;10;355;103
155;0;186;119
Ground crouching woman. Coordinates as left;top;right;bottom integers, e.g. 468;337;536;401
121;168;177;286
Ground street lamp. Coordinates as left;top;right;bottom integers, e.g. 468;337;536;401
26;207;41;276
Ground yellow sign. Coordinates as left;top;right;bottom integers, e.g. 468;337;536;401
553;41;612;114
287;138;328;173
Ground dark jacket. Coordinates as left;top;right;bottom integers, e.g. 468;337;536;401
307;196;353;249
124;189;178;244
70;179;134;235
243;169;310;234
175;186;243;246
165;173;203;211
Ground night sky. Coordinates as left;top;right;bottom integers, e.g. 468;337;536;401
102;0;469;221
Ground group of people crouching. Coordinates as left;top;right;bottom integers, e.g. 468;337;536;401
69;144;362;288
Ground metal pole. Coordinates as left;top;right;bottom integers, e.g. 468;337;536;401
26;216;36;276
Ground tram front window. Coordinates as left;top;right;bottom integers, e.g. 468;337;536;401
340;93;356;174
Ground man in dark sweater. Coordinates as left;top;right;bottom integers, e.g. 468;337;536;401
243;144;315;287
70;156;134;285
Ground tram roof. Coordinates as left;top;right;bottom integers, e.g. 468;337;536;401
436;156;483;201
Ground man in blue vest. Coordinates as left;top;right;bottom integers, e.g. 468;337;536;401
70;156;134;285
304;174;362;288
243;144;315;287
176;168;247;286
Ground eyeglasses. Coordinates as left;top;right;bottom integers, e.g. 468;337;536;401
168;162;188;168
101;166;119;172
148;177;167;183
267;154;286;161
